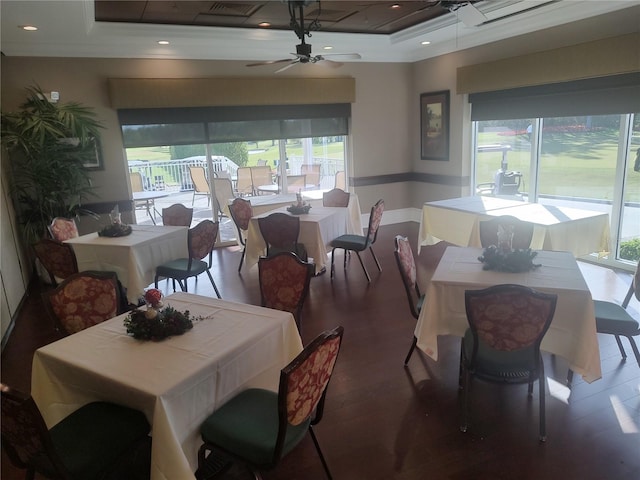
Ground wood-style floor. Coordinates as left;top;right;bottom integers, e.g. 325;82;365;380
2;222;639;480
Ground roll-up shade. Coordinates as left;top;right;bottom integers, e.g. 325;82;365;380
118;104;350;147
469;73;640;121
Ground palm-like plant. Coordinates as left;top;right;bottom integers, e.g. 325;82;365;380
1;86;104;243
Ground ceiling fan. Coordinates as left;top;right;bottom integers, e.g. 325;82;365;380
246;0;361;73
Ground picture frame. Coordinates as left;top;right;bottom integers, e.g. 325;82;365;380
420;90;450;160
82;137;104;170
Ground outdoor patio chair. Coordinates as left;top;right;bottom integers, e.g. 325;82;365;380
286;174;307;193
1;382;151;480
460;284;557;442
322;188;350;207
196;326;344;480
48;217;78;242
301;164;321;188
258;213;308;261
188;166;211;206
212;177;236;218
334;171;346;190
251;166;274;194
330;199;384;282
33;238;78;286
479;215;534;250
43;270;127;335
258;252;315;330
162;203;193;227
155;220;222;298
229;198;253;272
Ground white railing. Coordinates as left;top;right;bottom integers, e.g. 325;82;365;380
128;156;238;191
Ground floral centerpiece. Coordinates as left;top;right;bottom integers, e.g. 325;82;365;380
287;191;312;215
124;289;198;340
478;245;541;273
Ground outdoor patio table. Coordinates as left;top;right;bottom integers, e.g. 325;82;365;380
414;246;602;383
31;292;303;480
65;225;188;303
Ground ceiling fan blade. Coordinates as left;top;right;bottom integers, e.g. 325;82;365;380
246;58;293;67
275;60;299;74
322;53;362;60
320;58;344;69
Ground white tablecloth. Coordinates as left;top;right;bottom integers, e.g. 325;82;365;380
31;292;303;480
418;196;610;257
65;225;188;303
415;246;602;383
244;195;363;274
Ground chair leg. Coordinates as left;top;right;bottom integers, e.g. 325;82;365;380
404;336;417;366
460;366;470;433
625;335;640;367
330;248;337;279
309;425;333;480
369;246;382;272
567;369;574;387
614;335;628;359
154;275;160;289
238;248;246;272
539;360;547;442
206;270;222;298
354;251;371;282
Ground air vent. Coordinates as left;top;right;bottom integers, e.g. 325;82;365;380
305;8;353;23
208;2;261;17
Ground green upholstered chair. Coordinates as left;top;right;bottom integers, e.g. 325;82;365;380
322;188;350;207
32;238;78;287
460;284;557;442
1;382;151;480
594;261;640;366
162;203;193;226
228;198;253;272
154;220;221;298
330;199;384;282
196;326;344;480
258;213;308;261
478;215;534;250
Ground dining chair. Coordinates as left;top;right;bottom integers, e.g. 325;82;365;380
162;203;193;226
32;238;78;286
322;188;350;207
393;235;426;366
188;166;212;206
1;382;151;480
478;215;534;250
48;217;78;242
258;213;308;261
228;198;253;272
594;260;640;366
330;199;384;282
301;164;321;188
154;219;222;298
196;326;344;480
258;252;315;330
43;270;127;335
212;177;235;218
334;170;346;190
460;284;557;442
236;167;254;196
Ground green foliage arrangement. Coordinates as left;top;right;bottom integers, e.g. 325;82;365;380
1;86;103;243
478;245;541;273
620;238;640;262
123;306;198;341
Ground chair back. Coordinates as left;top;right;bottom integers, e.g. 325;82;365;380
273;327;344;462
188;220;218;264
393;236;421;319
479;215;534;250
43;271;123;335
464;284;557;366
189;166;210;194
621;261;640;307
236;167;254;196
251;166;273;190
1;383;71;478
214;170;231;179
229;198;253;246
259;252;314;327
301;164;321;187
212;177;235;217
335;171;346;190
48;217;78;242
162;203;193;226
322;188;350;207
256;159;268;166
258;213;301;256
33;239;78;286
286;174;306;193
365;199;385;246
130;172;144;192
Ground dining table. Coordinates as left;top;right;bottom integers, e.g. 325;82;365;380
414;246;602;383
244;194;363;274
31;292;303;480
64;225;188;303
418;195;610;257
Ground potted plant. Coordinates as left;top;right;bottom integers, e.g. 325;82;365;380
1;85;104;244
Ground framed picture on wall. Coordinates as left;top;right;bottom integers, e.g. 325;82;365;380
420;90;450;160
82;137;104;170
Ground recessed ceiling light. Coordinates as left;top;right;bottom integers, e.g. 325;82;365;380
19;25;38;31
390;4;401;9
158;40;170;45
323;46;333;50
421;41;431;45
258;22;271;27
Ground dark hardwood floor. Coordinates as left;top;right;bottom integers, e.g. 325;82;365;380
2;222;639;480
